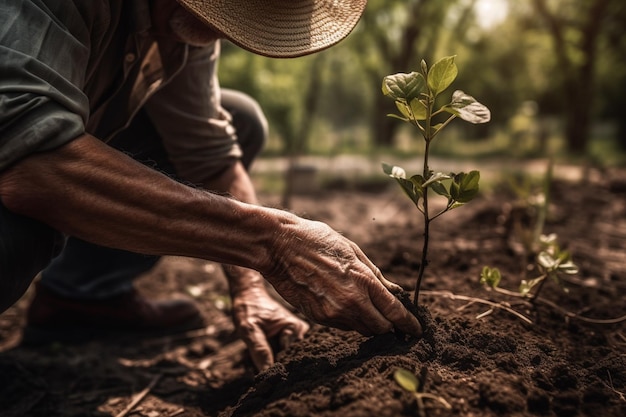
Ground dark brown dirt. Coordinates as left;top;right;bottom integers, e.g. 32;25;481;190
1;166;625;417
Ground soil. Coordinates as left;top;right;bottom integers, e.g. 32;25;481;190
1;165;625;417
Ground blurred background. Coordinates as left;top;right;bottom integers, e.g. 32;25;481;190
218;0;626;199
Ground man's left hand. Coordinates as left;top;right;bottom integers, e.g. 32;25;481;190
230;281;309;372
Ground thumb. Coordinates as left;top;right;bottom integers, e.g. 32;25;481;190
240;323;275;372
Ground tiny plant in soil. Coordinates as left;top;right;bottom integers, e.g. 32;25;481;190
382;56;491;306
476;162;623;325
394;367;451;416
481;160;579;304
480;233;579;302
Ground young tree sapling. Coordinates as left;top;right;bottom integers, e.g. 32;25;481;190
381;56;491;306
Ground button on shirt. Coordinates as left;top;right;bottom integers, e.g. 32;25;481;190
0;0;242;182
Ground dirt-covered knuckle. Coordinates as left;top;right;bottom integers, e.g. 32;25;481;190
368;283;407;322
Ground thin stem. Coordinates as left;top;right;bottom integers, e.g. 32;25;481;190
414;144;430;306
421;290;534;324
492;286;528;298
534;297;626;324
414;93;433;307
429;114;457;141
530;275;548;305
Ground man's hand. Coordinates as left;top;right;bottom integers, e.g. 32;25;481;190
229;277;309;372
264;218;423;338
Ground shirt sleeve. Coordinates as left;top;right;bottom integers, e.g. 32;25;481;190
144;40;243;184
0;0;90;172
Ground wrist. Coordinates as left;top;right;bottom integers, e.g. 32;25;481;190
224;265;265;296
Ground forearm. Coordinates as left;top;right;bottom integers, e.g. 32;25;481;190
196;160;268;295
0;134;286;274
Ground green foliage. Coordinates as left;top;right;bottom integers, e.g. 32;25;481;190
381;56;490;305
394;368;420;392
393;368;452;412
482;233;579;300
520;233;578;295
480;266;501;289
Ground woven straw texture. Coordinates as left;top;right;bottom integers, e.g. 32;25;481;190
177;0;367;58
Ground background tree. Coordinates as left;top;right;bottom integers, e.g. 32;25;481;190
530;0;612;154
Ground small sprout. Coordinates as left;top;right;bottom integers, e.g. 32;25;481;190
519;276;545;296
393;368;452;413
539;233;558;246
480;266;502;289
484;232;578;300
394;368;420;392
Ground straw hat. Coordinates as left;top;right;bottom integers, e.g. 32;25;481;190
176;0;368;58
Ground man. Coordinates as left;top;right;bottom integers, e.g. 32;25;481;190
0;0;422;372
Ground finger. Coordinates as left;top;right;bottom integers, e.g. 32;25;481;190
373;266;404;294
350;245;421;335
359;305;395;335
279;320;310;350
369;285;423;337
322;294;393;336
279;327;295;350
239;322;275;372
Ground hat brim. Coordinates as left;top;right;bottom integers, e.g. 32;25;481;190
176;0;367;58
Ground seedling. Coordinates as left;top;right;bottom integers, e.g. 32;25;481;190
481;233;579;302
478;236;625;324
504;159;554;257
394;367;451;416
481;159;578;303
382;56;490;306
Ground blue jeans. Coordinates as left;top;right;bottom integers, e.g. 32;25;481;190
0;89;266;308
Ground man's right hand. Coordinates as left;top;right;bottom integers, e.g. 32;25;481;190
263;217;423;337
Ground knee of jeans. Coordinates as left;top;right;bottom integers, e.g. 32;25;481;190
0;205;64;313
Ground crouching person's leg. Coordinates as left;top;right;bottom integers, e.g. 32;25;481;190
0;200;64;313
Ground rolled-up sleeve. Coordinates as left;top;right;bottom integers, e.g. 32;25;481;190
0;0;90;171
145;41;242;184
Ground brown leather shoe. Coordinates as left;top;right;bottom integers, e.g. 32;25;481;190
22;283;205;345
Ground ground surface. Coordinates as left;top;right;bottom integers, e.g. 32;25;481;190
1;165;625;417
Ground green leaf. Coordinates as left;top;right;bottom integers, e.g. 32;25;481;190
429;181;449;197
428;56;457;97
397;178;421;206
387;113;409;122
558;261;579;275
430;123;444;135
382;163;421;206
382;72;426;102
422;172;452;188
480;266;501;288
409;98;428;120
382;162;406;179
445;90;491;124
395;101;412;120
450;171;480;203
519;276;545;295
409;174;425;198
539;233;558;246
537;251;557;270
449;201;465;210
394;368;419;393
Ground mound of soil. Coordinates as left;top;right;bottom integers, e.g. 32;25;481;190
1;167;625;417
